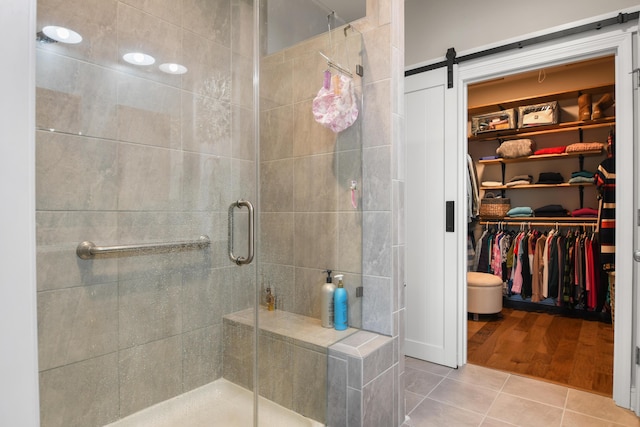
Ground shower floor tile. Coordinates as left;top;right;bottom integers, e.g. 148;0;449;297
106;378;322;427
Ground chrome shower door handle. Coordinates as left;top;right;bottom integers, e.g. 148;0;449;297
228;199;254;265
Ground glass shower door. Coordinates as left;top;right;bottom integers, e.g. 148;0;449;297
35;0;258;425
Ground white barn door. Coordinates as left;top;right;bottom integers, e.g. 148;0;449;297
405;67;459;368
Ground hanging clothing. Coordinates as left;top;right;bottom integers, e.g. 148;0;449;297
467;154;480;221
595;156;616;271
475;226;603;313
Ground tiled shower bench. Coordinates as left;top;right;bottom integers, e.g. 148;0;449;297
222;307;357;424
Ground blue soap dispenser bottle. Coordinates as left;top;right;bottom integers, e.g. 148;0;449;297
333;274;348;331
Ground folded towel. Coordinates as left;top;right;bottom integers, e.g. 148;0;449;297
508;174;533;183
533;146;566;155
507;206;533;217
481;181;503;187
536;172;564;184
572;207;598;217
506;180;532;187
496;139;535;159
565;142;605;153
568;176;594;184
535;204;565;211
534;204;568;217
571;170;595;178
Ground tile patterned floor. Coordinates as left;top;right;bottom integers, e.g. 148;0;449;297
403;357;640;427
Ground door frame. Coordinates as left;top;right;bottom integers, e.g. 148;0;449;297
454;24;637;408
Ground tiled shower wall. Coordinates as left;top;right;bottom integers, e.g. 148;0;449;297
258;26;364;327
358;0;406;425
35;0;255;425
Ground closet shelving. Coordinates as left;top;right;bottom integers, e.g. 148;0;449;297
468;83;615;121
471;84;613;219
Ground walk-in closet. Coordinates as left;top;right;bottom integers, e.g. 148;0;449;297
466;56;616;396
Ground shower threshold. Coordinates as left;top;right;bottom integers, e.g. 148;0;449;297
106;378;322;427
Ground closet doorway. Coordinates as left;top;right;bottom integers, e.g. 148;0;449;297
466;56;616;396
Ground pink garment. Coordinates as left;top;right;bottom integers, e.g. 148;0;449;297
511;234;525;294
312;74;359;133
491;232;502;279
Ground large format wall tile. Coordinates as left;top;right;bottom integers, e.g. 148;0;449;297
118;335;183;417
182;267;222;332
182;152;232;212
260;105;294;161
119;0;182;26
362;211;391;277
293;99;336;157
362;275;392;336
36;211;119;291
362;366;394;427
293;346;326;423
183;325;223;391
260;58;293;110
232;104;255;160
117;73;181;149
363;145;392;211
260;213;294;265
258;334;294;409
231;0;253;57
38;283;118;371
183;0;231;48
182;91;232;156
36;50;118;139
294;213;338;270
39;353;119;427
362;80;391;148
117;143;183;211
183;31;231;100
36;131;118;211
261;159;294;212
118;272;183;349
293;154;338;212
338;212;362;274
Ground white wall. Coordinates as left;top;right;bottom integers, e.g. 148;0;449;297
0;0;40;425
405;0;640;66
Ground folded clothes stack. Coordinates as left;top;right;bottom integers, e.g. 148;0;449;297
565;142;605;152
536;172;564;184
572;207;598;217
568;170;595;184
506;174;533;187
507;206;533;217
481;180;503;187
534;204;569;217
533;146;566;155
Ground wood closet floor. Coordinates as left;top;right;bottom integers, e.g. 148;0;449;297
467;308;614;396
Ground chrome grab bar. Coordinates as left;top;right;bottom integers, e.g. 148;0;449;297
76;235;210;260
228;199;254;265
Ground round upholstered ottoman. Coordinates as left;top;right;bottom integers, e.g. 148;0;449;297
467;272;503;320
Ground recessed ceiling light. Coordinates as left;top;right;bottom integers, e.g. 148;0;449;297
41;25;83;44
123;52;155;66
159;63;188;75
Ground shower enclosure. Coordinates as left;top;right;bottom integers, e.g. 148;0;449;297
35;0;364;425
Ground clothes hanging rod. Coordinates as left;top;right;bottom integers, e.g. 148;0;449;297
405;11;640;79
76;235;210;260
480;221;596;228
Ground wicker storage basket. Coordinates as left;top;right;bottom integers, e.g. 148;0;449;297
479;193;510;218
